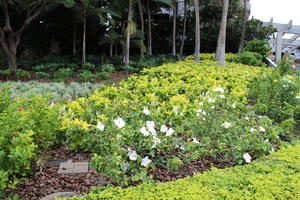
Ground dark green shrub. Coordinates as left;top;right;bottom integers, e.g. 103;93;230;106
78;70;97;82
244;40;271;57
97;71;111;80
35;72;50;79
101;64;115;72
0;69;13;77
239;51;265;67
53;68;73;82
14;69;31;79
82;62;96;71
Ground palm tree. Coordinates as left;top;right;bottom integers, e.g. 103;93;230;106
179;0;188;55
194;0;200;63
238;0;247;54
172;0;177;55
216;0;229;66
125;0;133;77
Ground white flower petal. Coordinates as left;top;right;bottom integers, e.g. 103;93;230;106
243;153;252;163
141;156;152;167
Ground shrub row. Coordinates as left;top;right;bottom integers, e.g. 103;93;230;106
61;57;300;185
61;143;300;200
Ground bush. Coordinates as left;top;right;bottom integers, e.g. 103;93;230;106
59;144;300;200
78;70;97;82
238;51;266;67
0;84;61;196
244;40;271;57
61;58;297;185
0;81;99;103
53;68;74;82
249;72;300;124
35;72;50;79
101;64;115;73
97;72;111;80
0;69;13;79
14;69;31;79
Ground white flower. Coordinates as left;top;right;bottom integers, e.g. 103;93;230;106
264;139;269;143
211;106;215;109
180;112;184;116
192;137;200;144
245;116;250;121
207;98;215;103
219;95;225;99
259;126;266;133
173;106;179;115
196;109;203;113
166;128;175;136
153;137;161;145
97;122;105;131
243;153;252;163
222;122;232;129
140;127;150;136
199;102;204;106
122;162;130;172
50;101;55;108
127;151;138;161
202;117;206;121
149;127;157;136
232;103;236;108
250;127;256;132
214;87;224;93
141;156;152;167
160;125;168;133
296;96;300;99
114;117;125;128
143;107;151;115
146;121;155;129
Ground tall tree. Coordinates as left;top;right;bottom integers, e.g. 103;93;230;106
0;0;50;70
179;0;188;55
125;0;133;77
216;0;229;66
172;0;176;55
238;0;247;54
146;0;152;55
137;0;145;57
194;0;200;63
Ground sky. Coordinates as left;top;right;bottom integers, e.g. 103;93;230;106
250;0;300;25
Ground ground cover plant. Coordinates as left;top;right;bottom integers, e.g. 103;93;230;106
61;55;300;186
0;82;100;103
60;143;300;200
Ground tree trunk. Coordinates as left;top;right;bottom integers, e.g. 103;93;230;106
179;0;187;55
125;1;133;77
172;1;177;55
7;47;17;70
147;0;152;55
82;8;86;65
109;41;113;57
194;0;200;63
137;0;145;57
73;23;77;55
216;0;229;66
238;0;247;54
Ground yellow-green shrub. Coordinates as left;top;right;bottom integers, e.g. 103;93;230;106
59;144;300;200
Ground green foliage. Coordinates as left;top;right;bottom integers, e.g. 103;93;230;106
238;51;266;67
0;81;99;103
249;72;300;124
0;84;61;196
53;68;74;82
35;72;50;79
61;57;297;185
0;70;13;77
78;70;97;82
278;54;295;76
58;144;300;200
14;70;31;79
101;64;115;73
244;40;271;57
97;72;111;80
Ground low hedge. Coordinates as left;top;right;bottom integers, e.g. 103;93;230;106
61;143;300;200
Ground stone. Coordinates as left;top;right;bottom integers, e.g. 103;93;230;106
58;162;74;174
41;192;80;200
73;164;89;174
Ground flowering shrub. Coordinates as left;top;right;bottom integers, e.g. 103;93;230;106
61;57;298;185
59;144;300;200
0;84;61;196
